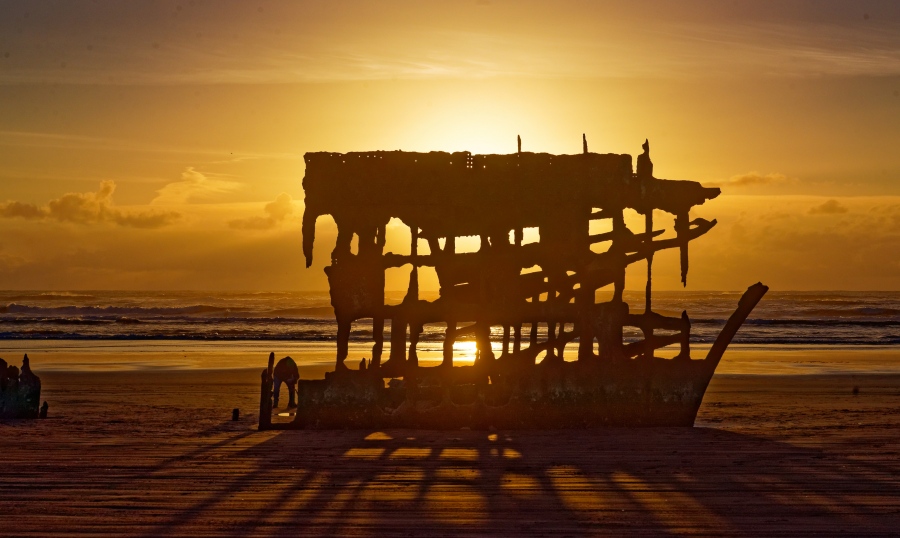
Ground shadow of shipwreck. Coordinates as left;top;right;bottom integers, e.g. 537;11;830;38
142;427;900;536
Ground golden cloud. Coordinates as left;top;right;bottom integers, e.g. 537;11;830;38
0;201;47;220
152;167;241;205
0;180;179;229
809;199;849;215
228;193;295;231
706;172;794;189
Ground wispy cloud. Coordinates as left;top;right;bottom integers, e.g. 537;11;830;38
228;193;295;230
152;167;241;205
0;180;179;228
684;195;900;289
809;199;849;215
707;172;795;189
1;2;898;85
0;131;301;162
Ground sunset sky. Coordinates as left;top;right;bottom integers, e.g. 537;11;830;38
0;0;898;291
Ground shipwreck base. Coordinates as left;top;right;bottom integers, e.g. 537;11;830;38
284;357;718;430
259;283;768;430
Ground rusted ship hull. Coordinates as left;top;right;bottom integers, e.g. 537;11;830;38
283;357;720;430
260;282;767;430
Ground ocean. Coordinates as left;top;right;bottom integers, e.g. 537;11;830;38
1;290;899;374
1;290;897;346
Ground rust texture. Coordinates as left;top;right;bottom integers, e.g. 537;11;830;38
264;139;767;430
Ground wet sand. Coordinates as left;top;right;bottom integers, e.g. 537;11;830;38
4;340;900;376
3;368;900;536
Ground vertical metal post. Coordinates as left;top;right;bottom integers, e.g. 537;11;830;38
371;316;384;367
258;352;275;430
644;209;654;359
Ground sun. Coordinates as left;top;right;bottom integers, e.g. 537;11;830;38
451;340;479;363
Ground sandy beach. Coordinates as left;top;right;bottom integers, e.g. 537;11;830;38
3;348;900;536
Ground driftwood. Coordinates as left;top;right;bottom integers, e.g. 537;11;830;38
261;138;766;429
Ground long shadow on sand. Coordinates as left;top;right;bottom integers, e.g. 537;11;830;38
142;426;900;536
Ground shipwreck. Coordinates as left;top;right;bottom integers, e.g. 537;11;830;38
1;355;42;420
259;137;767;429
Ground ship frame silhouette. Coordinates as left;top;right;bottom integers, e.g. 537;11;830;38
258;137;767;429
